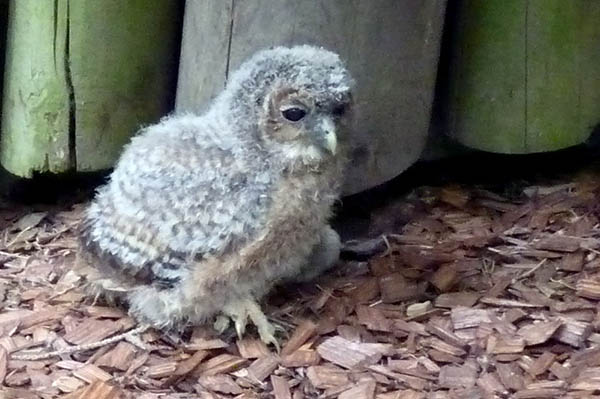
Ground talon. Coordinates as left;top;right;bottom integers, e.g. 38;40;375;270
234;315;248;339
258;327;280;353
222;297;279;349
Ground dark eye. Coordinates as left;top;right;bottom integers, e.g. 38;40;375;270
332;104;347;117
282;107;306;122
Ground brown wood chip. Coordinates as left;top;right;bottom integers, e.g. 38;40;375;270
496;362;524;391
63;319;121;345
281;349;320;368
339;380;376;399
63;380;125;399
349;277;380;304
173;350;208;377
548;361;572;381
451;307;492;329
281;319;317;357
20;307;69;330
247;355;279;382
53;376;86;393
559;251;585;272
513;388;565;398
316;336;390;369
435;292;480;308
553;318;593;347
429;264;458;292
198;374;243;395
377;390;426;399
517;319;563;346
83;306;128;319
438;364;477;389
237;338;272;359
423;337;466;357
426;322;467;348
576;278;600;300
306;364;349;389
379;273;427;303
124;352;149;377
487;335;526;354
369;365;428;391
270;375;292;399
187;337;229;351
145;361;178;379
528;352;557;377
477;372;507;395
0;347;6;385
533;235;582;252
196;354;248;377
479;297;544;308
94;342;138;371
73;364;113;383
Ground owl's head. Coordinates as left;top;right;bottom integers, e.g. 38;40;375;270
221;45;354;165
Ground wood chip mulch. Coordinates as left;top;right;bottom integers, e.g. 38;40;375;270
2;168;600;398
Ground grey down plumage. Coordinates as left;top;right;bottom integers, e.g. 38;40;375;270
77;45;354;346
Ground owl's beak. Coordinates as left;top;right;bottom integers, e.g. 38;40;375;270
319;117;337;155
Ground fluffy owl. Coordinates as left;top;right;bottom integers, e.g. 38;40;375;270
77;45;354;346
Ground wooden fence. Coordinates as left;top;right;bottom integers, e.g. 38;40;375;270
0;0;598;195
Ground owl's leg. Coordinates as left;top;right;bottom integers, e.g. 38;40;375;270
292;225;341;283
222;297;279;351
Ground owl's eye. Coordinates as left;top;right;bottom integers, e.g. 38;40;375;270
282;107;306;122
332;104;347;118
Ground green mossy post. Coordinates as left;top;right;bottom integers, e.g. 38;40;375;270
1;0;182;178
0;0;8;117
1;1;70;176
447;0;600;154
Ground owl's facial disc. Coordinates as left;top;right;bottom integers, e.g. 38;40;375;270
261;86;351;163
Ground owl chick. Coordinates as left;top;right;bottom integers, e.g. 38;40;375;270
77;45;354;346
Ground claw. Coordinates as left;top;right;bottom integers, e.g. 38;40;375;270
245;300;280;352
258;325;280;353
234;314;248;339
221;297;280;351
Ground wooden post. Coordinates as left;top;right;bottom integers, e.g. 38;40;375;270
446;0;600;153
176;0;447;195
0;0;8;116
1;1;71;176
0;0;182;177
69;1;182;172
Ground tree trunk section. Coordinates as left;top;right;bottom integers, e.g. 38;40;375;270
176;0;447;195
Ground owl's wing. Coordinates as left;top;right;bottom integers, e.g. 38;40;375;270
80;121;272;288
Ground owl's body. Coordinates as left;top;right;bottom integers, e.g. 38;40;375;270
77;46;353;345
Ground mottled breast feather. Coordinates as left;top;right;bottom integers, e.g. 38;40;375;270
79;115;275;289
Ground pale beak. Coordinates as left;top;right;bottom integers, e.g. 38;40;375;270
320;117;337;155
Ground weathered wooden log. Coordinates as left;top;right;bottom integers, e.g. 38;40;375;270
0;0;182;177
0;0;8;112
445;0;600;154
176;0;447;195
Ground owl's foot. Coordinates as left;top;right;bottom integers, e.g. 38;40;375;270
222;298;280;351
213;315;231;335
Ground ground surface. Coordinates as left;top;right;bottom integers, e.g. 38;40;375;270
2;161;600;398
